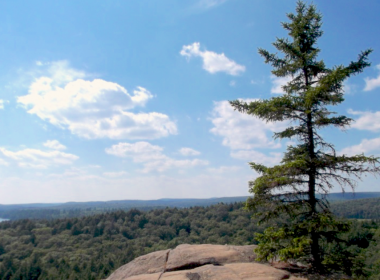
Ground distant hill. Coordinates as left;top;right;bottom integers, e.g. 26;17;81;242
55;196;250;209
1;192;380;220
331;197;380;219
320;192;380;201
0;196;249;220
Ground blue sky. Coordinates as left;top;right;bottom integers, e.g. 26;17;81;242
1;0;380;204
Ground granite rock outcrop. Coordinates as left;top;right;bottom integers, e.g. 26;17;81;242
106;244;307;280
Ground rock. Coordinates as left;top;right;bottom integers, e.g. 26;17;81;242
165;244;257;271
106;249;170;280
271;261;308;273
224;263;290;279
122;273;161;280
105;244;304;280
161;265;240;280
162;263;290;280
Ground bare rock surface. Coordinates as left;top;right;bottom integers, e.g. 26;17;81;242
106;249;170;280
162;263;290;280
165;244;257;271
105;244;305;280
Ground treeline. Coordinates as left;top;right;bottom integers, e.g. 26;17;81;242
0;202;380;279
0;197;251;221
331;198;380;219
0;203;259;280
3;195;380;221
0;206;163;221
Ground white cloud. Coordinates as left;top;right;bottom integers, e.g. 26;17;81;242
43;140;66;150
341;108;380;156
103;171;128;178
88;165;101;169
343;81;354;94
17;61;177;140
179;147;201;156
207;165;241;174
349;109;380;132
230;150;282;166
210;100;286;166
0;99;9;109
105;142;208;173
210;100;285;150
0;147;78;169
47;167;87;178
271;75;292;94
340;137;380;156
180;42;245;76
364;64;380;91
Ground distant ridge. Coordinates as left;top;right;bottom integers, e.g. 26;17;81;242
1;192;380;220
321;192;380;201
2;192;380;210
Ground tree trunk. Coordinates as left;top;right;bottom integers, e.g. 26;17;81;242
307;111;321;270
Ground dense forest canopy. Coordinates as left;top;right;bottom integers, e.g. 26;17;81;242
2;193;380;221
1;202;380;279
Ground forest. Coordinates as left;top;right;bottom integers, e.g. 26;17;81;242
1;195;380;221
0;200;380;280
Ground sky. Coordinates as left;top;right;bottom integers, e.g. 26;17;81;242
1;0;380;204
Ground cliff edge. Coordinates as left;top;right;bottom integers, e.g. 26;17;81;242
105;244;306;280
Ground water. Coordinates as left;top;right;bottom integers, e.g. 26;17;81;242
0;218;9;222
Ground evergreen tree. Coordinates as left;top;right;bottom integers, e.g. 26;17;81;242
230;1;380;272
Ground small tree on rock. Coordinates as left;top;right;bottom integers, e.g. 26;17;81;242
230;1;380;273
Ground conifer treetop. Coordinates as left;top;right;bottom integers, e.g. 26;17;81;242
230;0;380;272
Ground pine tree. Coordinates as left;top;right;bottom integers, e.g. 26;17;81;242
230;1;380;272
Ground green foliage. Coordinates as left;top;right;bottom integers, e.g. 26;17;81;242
230;0;380;273
0;203;261;280
255;226;311;262
0;204;379;279
331;197;380;219
0;197;250;221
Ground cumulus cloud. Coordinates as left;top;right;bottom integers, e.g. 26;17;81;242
103;171;128;178
0;147;78;169
180;42;245;76
0;100;5;109
210;100;285;150
207;165;241;174
105;142;208;173
230;150;282;166
43;140;66;150
343;81;354;94
364;64;380;91
179;147;201;156
271;75;292;94
349;109;380;132
344;107;380;157
210;100;286;166
340;137;380;156
17;61;177;140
